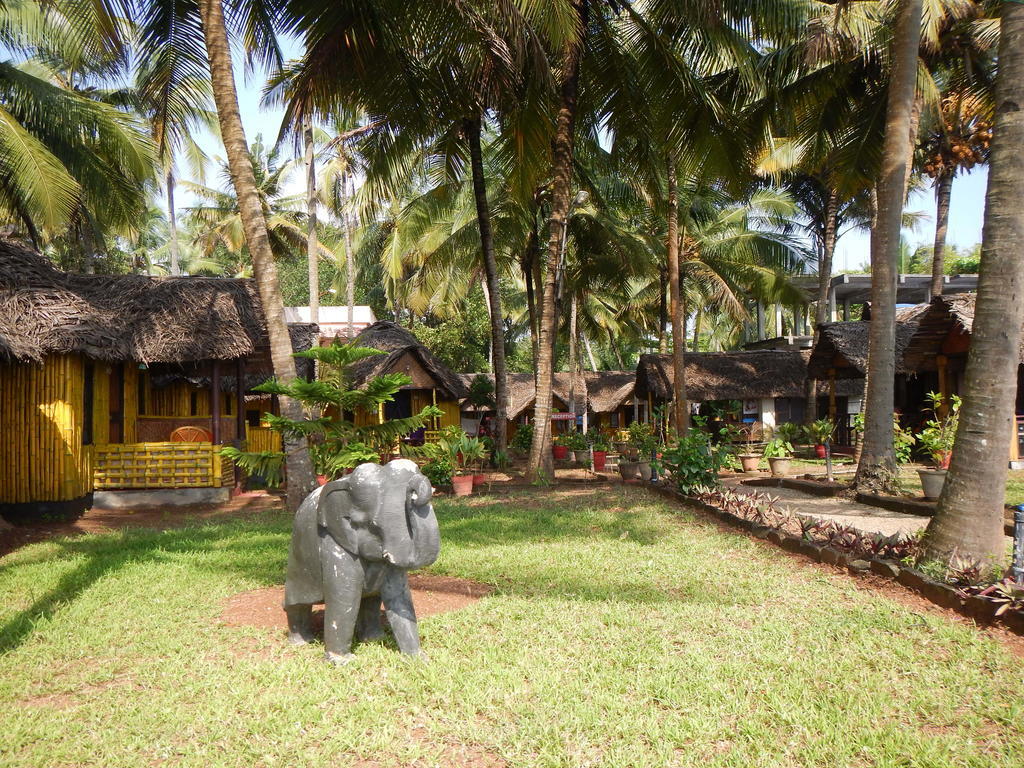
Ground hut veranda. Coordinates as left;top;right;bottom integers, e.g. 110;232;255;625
0;241;317;519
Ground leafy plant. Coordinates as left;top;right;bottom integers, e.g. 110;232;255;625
662;430;725;494
773;422;803;444
466;374;496;434
456;434;488;474
590;432;610;451
222;341;442;485
628;421;658;458
563;429;588;451
894;416;916;465
761;437;793;459
806;418;835;445
420;456;454;488
510;424;533;453
915;391;961;468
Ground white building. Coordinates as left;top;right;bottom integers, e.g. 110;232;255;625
284;306;377;343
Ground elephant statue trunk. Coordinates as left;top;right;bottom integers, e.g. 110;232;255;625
283;459;442;663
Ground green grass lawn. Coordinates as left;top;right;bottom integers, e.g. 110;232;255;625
2;487;1023;767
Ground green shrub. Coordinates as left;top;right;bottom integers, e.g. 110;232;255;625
662;430;724;494
510;424;533;453
762;437;793;459
421;457;454;488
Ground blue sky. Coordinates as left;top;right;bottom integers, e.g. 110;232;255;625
201;45;989;277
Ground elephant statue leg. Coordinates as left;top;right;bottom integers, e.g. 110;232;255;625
355;595;385;642
380;571;421;656
321;544;365;663
285;604;315;645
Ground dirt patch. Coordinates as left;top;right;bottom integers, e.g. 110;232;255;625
219;574;493;634
0;491;283;558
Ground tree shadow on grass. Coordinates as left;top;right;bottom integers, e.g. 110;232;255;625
0;519;290;654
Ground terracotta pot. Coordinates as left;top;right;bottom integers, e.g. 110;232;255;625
317;475;329;486
739;454;760;473
452;474;474;497
592;451;607;471
767;457;791;477
918;468;947;500
552;445;569;460
472;473;487;487
815;444;827;459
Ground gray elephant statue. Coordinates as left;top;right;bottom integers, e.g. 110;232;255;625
283;459;441;663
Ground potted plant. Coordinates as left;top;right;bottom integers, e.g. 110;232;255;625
552;432;570;461
915;391;961;500
509;423;533;459
762;433;794;477
806;418;835;458
737;426;760;473
564;429;588;462
591;432;610;471
628;422;658;482
465;436;490;487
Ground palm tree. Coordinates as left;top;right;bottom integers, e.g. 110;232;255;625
191;0;315;510
854;0;924;494
920;1;1024;568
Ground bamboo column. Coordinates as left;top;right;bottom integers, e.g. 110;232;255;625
210;360;221;445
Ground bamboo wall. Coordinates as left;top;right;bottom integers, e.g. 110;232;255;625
245;425;282;453
0;354;92;504
93;442;228;489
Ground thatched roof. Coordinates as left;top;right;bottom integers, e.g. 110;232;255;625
635;349;862;401
0;239;316;365
348;321;467;399
902;293;1024;371
583;370;635;413
458;370;600;418
807;304;930;379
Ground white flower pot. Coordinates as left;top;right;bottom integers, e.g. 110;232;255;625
917;468;947;501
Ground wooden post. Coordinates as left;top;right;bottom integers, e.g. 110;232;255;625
234;358;245;490
1010;417;1020;463
828;368;837;423
937;354;949;418
378;402;384;424
432;387;438;430
211;360;221;445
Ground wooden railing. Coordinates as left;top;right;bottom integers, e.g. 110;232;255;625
93;442;229;489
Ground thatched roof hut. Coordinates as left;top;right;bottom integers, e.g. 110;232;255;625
902;294;1024;372
348;321;467;399
0;239;316;368
583;370;636;413
636;350;862;401
807;304;930;379
457;370;596;418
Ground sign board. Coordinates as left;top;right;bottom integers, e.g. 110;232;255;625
550;413;576;421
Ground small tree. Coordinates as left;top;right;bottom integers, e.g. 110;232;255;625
223;341;441;485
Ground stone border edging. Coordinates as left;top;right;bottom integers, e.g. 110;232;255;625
741;476;848;497
854;492;936;517
645;484;1024;636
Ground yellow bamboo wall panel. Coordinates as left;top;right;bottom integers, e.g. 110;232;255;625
245;426;282;453
92;364;110;446
0;354;92;504
92;442;224;489
437;399;461;429
123;364;138;442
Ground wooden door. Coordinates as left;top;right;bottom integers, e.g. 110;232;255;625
108;363;124;444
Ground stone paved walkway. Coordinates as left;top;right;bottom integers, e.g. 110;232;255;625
724;480;930;538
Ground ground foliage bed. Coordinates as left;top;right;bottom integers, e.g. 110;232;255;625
1;487;1023;767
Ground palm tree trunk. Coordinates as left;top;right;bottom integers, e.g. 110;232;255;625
568;294;578;415
607;325;625;369
523;244;539;372
692;309;701;352
197;0;315;511
805;186;839;424
166;170;180;275
583;332;598;371
658;267;668;353
304;119;319;324
921;2;1024;567
930;171;953;297
667;156;688;436
527;0;587;481
465;114;508;454
344;172;356;339
854;0;922;494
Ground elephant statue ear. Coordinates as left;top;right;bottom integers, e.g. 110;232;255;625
317;477;359;553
